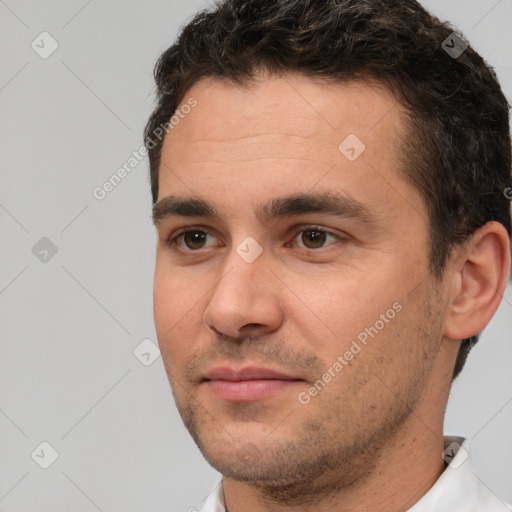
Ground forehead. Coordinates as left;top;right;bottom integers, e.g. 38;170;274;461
157;74;425;229
167;74;403;147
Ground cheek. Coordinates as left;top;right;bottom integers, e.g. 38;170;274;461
153;271;178;337
290;270;402;345
153;264;205;356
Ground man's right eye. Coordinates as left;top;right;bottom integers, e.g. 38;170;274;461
168;229;221;251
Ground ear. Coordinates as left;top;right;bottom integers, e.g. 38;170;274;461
443;221;511;340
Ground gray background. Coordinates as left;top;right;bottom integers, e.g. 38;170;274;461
0;1;510;510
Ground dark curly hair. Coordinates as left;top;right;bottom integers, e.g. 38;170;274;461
144;0;511;380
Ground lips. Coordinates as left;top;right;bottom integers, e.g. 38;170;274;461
205;366;298;381
203;365;302;402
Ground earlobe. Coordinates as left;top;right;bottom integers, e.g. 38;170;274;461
443;221;511;341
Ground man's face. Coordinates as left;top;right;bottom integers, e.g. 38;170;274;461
153;74;447;491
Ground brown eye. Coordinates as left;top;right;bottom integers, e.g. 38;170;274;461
167;228;221;253
289;225;341;250
167;227;222;253
182;231;208;250
301;229;328;249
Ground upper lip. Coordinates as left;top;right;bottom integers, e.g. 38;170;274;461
204;366;300;381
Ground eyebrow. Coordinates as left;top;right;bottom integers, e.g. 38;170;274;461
152;192;382;227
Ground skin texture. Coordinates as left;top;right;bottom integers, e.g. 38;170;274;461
152;74;510;511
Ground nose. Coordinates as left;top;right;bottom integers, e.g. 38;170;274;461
202;246;284;340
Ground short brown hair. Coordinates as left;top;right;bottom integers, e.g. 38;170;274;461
144;0;511;379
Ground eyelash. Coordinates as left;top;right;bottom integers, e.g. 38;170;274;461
166;224;344;252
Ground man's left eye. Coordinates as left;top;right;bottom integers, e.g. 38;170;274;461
289;226;341;250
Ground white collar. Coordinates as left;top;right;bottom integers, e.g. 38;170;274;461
199;436;511;512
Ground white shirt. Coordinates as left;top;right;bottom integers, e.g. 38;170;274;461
199;436;511;512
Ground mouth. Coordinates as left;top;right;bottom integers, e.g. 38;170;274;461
202;365;303;402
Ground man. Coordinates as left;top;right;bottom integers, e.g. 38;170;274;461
145;0;511;510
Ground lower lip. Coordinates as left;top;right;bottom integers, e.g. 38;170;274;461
206;379;300;402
